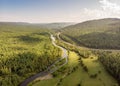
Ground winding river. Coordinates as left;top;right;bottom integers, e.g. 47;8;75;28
20;34;68;86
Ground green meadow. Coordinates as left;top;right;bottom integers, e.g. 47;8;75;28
31;51;118;86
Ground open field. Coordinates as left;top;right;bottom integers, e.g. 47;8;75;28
31;51;118;86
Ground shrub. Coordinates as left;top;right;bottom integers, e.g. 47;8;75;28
90;74;98;78
83;66;88;72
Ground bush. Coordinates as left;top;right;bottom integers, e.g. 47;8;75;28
83;66;88;72
77;83;81;86
90;74;98;78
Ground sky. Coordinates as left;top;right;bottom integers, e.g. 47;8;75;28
0;0;120;23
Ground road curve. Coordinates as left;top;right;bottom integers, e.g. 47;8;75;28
20;34;68;86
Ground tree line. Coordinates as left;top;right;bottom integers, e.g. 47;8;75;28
96;51;120;84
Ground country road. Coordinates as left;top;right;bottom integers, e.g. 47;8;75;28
20;34;68;86
58;32;120;52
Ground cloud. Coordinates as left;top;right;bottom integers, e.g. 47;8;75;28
99;0;120;14
0;0;120;23
79;0;120;22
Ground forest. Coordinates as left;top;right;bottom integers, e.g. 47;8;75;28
60;18;120;49
0;23;61;86
96;51;120;84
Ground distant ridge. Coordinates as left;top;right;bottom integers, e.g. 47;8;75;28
62;18;120;30
0;22;75;29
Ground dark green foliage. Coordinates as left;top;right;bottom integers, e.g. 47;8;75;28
83;66;88;72
97;51;120;84
98;70;101;74
0;74;21;86
77;83;81;86
75;32;120;49
59;34;74;44
18;35;42;43
90;74;98;78
61;18;120;49
0;24;61;86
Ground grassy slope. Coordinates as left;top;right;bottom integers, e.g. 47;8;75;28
60;53;118;86
81;56;117;86
32;51;118;86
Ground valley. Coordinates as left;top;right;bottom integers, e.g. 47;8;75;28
1;0;120;86
0;18;120;86
31;32;119;86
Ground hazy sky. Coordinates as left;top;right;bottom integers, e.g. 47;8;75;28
0;0;120;23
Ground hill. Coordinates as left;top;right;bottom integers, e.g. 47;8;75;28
33;22;75;29
0;22;75;29
60;18;120;49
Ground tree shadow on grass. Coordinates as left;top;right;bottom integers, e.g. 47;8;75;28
31;32;49;36
18;35;43;44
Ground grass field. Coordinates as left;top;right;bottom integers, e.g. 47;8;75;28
31;51;118;86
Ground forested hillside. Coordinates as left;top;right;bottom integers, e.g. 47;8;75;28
94;51;120;84
60;18;120;49
0;23;61;86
